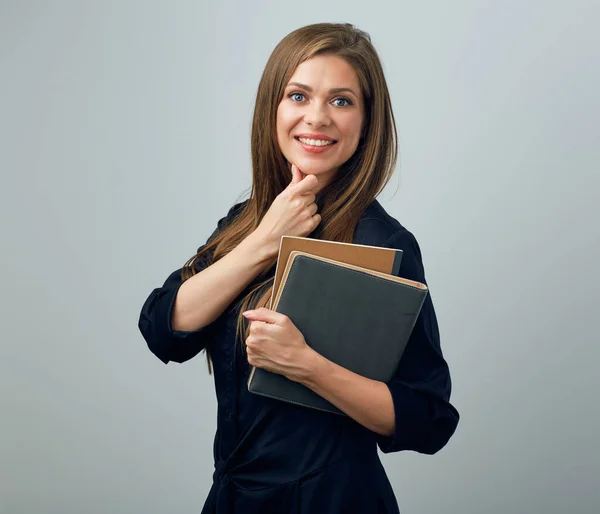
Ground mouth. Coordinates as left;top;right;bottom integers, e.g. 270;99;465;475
294;134;337;155
294;136;337;147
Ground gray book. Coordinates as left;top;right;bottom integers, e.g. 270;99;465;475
247;251;428;415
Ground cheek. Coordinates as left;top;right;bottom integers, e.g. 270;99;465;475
275;107;284;141
276;104;293;136
339;120;363;152
339;113;363;139
275;108;294;161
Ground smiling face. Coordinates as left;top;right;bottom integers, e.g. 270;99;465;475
276;54;365;190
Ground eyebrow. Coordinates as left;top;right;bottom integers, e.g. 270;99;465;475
287;82;358;97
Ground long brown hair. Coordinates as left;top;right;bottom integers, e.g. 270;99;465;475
182;23;398;374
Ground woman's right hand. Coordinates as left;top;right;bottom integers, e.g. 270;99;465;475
252;164;321;259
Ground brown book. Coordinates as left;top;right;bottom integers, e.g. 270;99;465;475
270;236;403;309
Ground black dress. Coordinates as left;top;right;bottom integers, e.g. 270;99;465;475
138;199;459;513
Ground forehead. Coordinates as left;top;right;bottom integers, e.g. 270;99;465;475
287;54;360;90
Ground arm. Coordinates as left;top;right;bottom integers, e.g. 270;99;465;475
371;229;459;454
327;229;459;454
173;170;320;332
139;168;322;364
138;202;262;364
171;231;274;332
299;303;459;454
301;353;396;437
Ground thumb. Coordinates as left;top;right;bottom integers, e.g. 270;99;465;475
290;163;305;185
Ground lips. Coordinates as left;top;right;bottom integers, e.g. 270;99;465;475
295;137;337;154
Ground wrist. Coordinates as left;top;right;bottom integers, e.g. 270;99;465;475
297;347;329;388
241;231;279;268
247;230;280;260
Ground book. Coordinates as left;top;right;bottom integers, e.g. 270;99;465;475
270;236;403;310
247;250;428;415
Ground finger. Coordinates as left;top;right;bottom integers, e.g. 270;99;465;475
292;173;319;195
249;320;269;336
247;352;259;367
311;213;322;228
242;307;287;326
307;202;319;216
302;192;316;206
249;321;259;335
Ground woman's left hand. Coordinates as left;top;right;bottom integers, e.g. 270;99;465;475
242;308;317;383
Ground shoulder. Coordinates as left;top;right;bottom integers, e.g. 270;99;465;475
196;199;249;253
213;198;250;233
355;200;426;282
354;200;408;245
221;199;249;225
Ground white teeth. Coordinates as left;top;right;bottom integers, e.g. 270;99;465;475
298;137;334;146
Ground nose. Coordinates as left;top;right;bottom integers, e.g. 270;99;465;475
303;101;331;129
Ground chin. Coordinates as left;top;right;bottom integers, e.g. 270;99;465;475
294;158;337;177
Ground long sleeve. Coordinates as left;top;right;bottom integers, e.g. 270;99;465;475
138;202;246;364
375;229;459;455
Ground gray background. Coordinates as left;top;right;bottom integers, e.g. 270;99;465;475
1;1;599;513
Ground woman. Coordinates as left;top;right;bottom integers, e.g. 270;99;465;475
139;22;459;513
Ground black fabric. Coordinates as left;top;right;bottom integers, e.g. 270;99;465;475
138;199;459;513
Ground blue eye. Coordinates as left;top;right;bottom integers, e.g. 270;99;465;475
333;98;352;107
290;93;305;102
